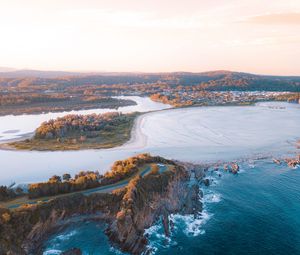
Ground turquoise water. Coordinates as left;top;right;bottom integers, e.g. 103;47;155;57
148;160;300;254
43;221;119;255
43;160;300;254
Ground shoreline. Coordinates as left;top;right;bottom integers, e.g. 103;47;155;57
0;100;299;186
1;100;296;151
0;97;137;117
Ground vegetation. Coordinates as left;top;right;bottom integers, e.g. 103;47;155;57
0;186;23;202
28;171;102;198
0;154;182;254
1;70;300;115
7;112;138;150
150;91;300;107
27;153;166;198
150;93;193;107
0;92;136;116
0;191;124;255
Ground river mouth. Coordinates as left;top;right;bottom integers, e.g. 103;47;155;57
0;100;300;186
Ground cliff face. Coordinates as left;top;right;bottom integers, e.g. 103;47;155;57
107;164;202;255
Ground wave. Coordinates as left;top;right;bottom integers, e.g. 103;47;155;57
54;230;78;241
170;210;212;237
203;192;222;203
43;249;61;255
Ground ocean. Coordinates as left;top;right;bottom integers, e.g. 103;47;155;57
44;159;300;254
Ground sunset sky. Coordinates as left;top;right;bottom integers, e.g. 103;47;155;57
0;0;300;75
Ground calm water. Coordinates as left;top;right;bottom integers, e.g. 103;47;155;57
0;96;171;141
0;101;299;185
0;96;171;185
44;160;300;255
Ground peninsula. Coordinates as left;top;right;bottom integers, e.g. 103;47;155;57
0;154;202;255
4;112;138;150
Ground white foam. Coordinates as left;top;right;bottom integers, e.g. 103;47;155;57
144;218;178;254
55;230;78;241
203;192;222;203
170;211;212;237
43;249;61;255
110;246;125;255
144;224;161;236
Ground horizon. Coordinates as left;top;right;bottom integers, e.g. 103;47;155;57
0;0;300;76
1;66;300;77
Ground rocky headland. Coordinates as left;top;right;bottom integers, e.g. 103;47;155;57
0;155;203;255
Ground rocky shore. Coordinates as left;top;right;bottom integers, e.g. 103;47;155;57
0;156;203;255
285;155;300;168
106;161;202;254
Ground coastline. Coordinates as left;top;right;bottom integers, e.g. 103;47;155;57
0;132;34;150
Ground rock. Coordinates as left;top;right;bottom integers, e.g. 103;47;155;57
230;163;239;174
0;157;202;255
162;211;170;237
194;167;205;180
285;155;300;168
106;163;202;255
182;184;202;215
273;158;281;165
223;164;229;171
62;248;82;255
202;179;210;186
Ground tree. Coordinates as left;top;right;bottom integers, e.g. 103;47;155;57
62;173;71;182
49;175;61;183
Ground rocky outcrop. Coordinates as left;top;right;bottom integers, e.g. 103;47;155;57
202;178;210;186
273;158;281;165
61;248;82;255
285;155;300;168
106;163;202;255
230;163;240;174
223;163;240;174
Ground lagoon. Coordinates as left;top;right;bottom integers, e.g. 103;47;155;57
0;100;300;186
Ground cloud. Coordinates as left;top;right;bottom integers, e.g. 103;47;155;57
221;35;300;47
242;12;300;25
62;8;222;29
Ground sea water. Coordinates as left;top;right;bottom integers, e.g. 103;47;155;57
44;160;300;254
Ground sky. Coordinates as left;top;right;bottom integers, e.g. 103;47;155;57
0;0;300;75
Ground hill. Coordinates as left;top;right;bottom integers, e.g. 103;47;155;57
0;70;300;91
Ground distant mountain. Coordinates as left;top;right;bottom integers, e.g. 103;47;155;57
0;69;299;91
0;67;17;73
0;69;83;78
